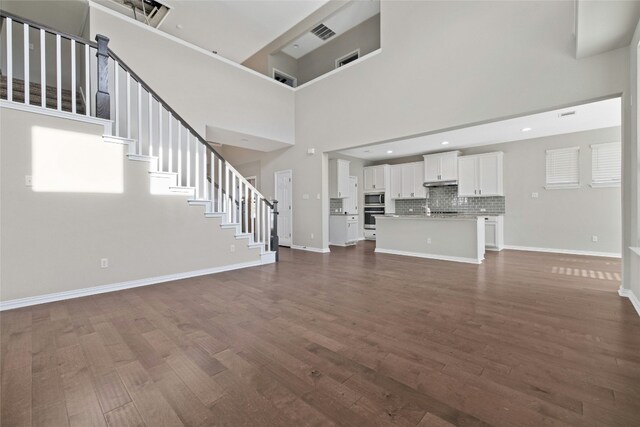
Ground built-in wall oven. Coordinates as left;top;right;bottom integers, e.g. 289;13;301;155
364;206;385;229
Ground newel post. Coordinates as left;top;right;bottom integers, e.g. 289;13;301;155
95;34;110;120
271;200;280;261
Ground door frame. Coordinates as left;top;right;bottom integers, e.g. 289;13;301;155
274;169;293;247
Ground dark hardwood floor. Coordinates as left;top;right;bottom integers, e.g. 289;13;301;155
2;242;639;426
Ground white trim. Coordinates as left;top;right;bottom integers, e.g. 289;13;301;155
272;68;297;88
87;1;294;91
374;248;482;264
0;260;264;311
0;100;112;134
503;245;621;258
335;49;360;69
274;169;293;246
589;182;621;188
291;245;331;253
329;242;357;247
545;184;581;190
618;287;640;317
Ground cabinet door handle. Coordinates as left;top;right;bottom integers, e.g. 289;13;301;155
479;189;482;195
373;184;376;188
474;189;477;195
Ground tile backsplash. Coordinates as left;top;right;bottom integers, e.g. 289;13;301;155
330;198;344;214
395;186;505;215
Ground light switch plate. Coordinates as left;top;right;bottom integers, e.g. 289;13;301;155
303;194;309;200
531;192;539;198
25;175;33;186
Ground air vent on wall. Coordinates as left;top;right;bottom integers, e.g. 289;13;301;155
559;111;576;118
311;23;336;41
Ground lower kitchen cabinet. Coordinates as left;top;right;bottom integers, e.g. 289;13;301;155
484;216;504;250
330;215;359;246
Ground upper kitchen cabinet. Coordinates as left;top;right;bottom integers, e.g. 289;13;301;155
363;165;389;192
423;151;461;183
457;152;504;197
390;162;426;199
329;159;350;198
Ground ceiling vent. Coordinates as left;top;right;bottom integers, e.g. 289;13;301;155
107;0;171;28
311;23;336;41
559;111;577;118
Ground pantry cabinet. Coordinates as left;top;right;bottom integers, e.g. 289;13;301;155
457;152;504;197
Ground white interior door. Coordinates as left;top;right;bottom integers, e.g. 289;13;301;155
275;170;292;247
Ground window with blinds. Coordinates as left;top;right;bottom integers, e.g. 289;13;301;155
545;147;580;189
591;142;621;187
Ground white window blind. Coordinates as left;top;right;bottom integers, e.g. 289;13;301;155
546;147;580;189
591;142;621;187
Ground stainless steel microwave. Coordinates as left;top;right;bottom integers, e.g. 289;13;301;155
364;193;384;206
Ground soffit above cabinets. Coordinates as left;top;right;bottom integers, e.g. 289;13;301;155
339;97;622;161
281;0;380;60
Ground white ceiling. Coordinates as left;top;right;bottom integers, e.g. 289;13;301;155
575;0;640;58
156;0;329;63
339;98;622;161
281;0;380;59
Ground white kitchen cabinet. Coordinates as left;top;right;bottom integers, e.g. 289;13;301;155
329;159;350;198
330;215;359;246
389;162;426;199
423;151;461;183
344;176;358;214
457;152;504;197
483;216;504;250
363;165;388;192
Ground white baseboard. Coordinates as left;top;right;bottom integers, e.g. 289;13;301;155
0;260;263;311
374;248;481;264
290;245;331;253
503;245;621;258
1;100;113;134
328;242;357;247
618;287;640;317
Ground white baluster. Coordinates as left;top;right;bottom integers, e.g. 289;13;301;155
23;24;29;105
256;197;261;244
40;29;45;108
210;152;215;205
195;138;199;198
268;205;272;252
232;172;237;223
218;158;223;213
6;18;12;102
84;44;90;116
114;61;119;132
126;72;131;139
186;133;191;188
225;163;230;221
202;144;207;200
137;82;142;154
263;202;268;249
70;39;76;113
158;107;163;171
56;34;61;110
148;92;153;157
168;114;173;173
177;125;182;186
244;182;249;233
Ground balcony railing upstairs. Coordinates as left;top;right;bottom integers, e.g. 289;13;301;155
0;11;279;260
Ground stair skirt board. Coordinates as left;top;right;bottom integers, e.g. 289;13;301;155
0;259;275;311
1;100;111;134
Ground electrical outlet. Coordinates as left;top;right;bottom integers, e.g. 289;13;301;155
311;233;314;240
25;175;33;186
100;258;109;268
427;238;432;244
409;208;413;212
480;208;486;212
230;244;235;252
531;192;539;198
29;43;34;50
592;235;598;243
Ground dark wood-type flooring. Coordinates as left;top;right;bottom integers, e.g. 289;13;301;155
2;242;639;426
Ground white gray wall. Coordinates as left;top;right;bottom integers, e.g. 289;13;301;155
268;51;298;85
297;14;380;85
0;108;261;302
464;127;622;255
328;154;368;239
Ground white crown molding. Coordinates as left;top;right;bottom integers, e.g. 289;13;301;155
0;101;113;134
0;260;265;311
618;287;640;317
290;245;331;253
374;248;481;264
503;245;621;258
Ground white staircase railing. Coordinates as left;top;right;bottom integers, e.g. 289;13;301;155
0;11;279;258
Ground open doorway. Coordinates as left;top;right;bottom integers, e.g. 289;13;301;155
274;170;293;246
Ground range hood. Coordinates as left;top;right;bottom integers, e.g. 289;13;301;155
423;180;457;187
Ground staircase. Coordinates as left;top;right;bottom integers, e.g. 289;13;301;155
0;11;278;264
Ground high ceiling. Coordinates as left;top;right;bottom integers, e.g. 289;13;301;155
575;0;640;58
339;98;622;161
155;0;329;63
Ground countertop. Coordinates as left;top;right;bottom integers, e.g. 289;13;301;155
376;214;484;221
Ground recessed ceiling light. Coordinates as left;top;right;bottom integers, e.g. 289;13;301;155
386;150;393;154
521;127;532;132
441;141;449;145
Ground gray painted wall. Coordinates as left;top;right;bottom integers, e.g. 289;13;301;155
297;14;381;85
0;108;261;302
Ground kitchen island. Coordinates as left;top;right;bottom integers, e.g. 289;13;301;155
375;215;485;264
